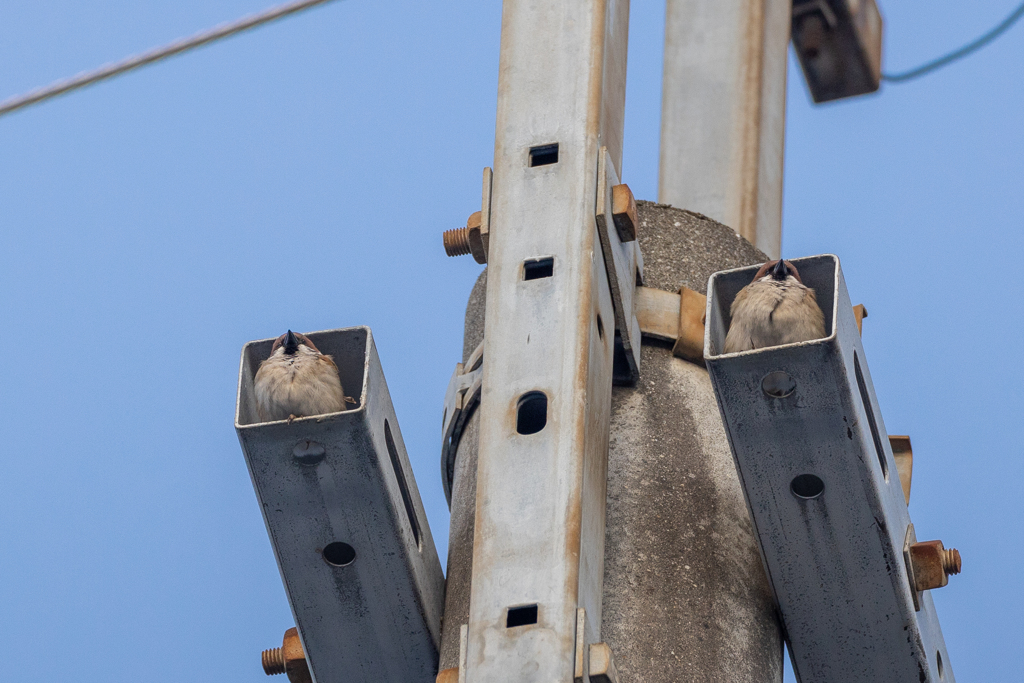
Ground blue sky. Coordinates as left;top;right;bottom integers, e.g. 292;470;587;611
1;0;1020;680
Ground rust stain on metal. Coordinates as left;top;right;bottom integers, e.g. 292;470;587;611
853;303;868;335
888;435;912;505
633;285;706;363
261;627;312;683
436;667;460;683
672;287;707;363
735;0;767;247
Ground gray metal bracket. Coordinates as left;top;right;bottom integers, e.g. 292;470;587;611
595;147;643;384
440;341;483;506
235;326;444;683
704;255;954;682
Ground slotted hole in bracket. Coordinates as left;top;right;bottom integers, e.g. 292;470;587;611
506;604;538;628
529;143;559;167
515;392;548;435
854;352;889;480
523;257;554;280
385;419;422;549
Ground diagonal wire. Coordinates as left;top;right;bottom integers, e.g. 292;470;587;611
883;0;1024;82
0;0;342;118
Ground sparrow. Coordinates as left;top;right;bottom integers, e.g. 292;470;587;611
724;259;826;353
254;330;347;422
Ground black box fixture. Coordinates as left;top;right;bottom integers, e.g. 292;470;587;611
792;0;883;103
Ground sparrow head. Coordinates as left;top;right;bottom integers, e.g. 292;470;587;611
270;330;320;357
752;259;803;285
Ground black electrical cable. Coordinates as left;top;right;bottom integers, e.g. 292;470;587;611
883;0;1024;82
0;0;341;118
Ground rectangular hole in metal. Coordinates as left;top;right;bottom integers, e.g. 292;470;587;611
506;604;538;628
529;143;559;167
854;352;889;480
523;257;554;280
384;419;423;548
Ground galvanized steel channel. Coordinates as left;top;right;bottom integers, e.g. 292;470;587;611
235;326;444;683
704;255;954;682
464;0;631;680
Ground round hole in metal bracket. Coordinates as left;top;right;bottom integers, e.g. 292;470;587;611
516;392;548;435
596;314;605;340
762;371;796;398
791;474;825;499
292;440;326;465
936;651;944;679
322;542;356;567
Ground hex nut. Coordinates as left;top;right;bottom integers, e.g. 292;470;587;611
436;668;460;683
262;627;312;683
442;211;488;264
909;540;961;592
611;184;637;242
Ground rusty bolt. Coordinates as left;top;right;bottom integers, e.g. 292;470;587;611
611;183;638;242
909;540;962;592
262;627;312;683
442;226;472;256
443;210;487;264
436;668;460;683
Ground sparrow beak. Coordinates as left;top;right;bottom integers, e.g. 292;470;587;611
770;259;790;281
284;330;299;355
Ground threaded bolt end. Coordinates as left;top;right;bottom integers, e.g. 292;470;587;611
262;647;286;675
443;227;472;257
943;548;962;576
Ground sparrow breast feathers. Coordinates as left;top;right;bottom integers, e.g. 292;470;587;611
254;330;347;423
724;259;826;354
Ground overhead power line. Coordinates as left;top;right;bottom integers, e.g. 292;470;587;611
0;0;342;118
883;0;1024;82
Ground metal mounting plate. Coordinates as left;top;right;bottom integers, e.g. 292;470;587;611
596;148;642;384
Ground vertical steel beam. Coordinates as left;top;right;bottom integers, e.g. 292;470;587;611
465;0;629;680
659;0;790;258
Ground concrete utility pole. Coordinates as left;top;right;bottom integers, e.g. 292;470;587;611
441;204;784;682
437;0;791;680
659;0;791;258
440;2;886;681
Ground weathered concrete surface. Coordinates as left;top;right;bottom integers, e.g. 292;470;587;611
440;201;783;681
438;412;479;670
